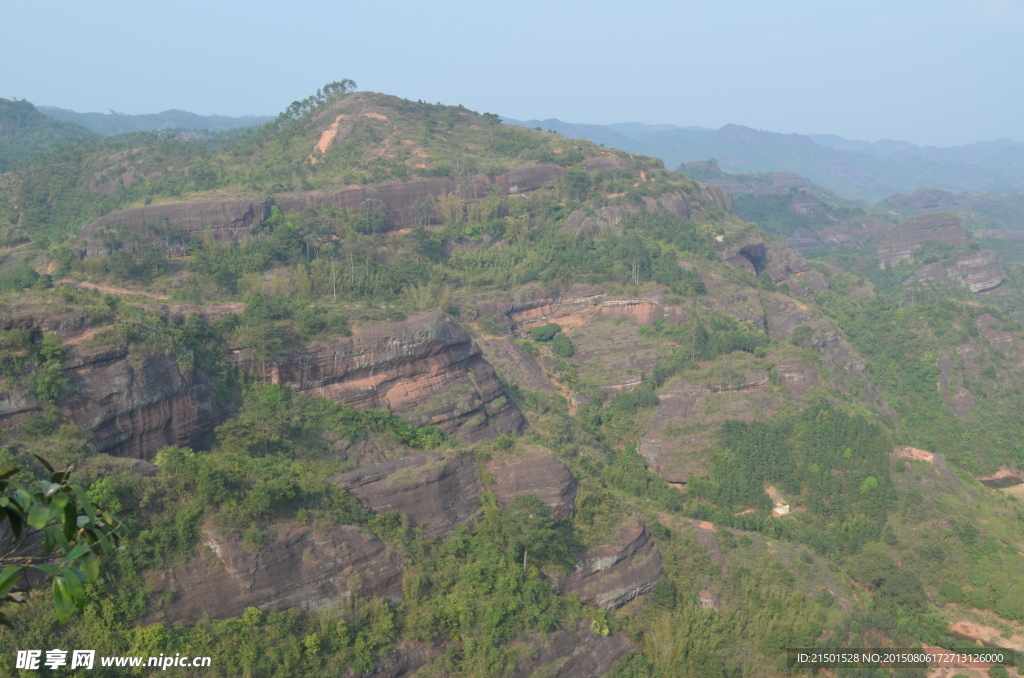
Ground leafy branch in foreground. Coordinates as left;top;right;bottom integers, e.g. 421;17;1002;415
0;454;123;627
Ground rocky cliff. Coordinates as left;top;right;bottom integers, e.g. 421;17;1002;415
329;452;482;538
509;621;635;678
78;197;272;258
150;523;403;624
560;185;733;237
876;213;970;267
230;311;526;443
488;450;578;519
78;165;570;258
560;517;664;610
0;343;228;460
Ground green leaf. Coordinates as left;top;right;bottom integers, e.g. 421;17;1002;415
63;502;76;542
52;577;71;624
0;566;23;597
27;503;49;530
4;507;22;540
63;571;86;611
31;454;55;473
71;484;96;522
61;543;92;566
0;465;18;480
79;554;99;583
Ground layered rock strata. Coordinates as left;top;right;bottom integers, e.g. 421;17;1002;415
230;311;526;442
488;451;578;519
0;345;228;460
150;524;403;624
329;452;482;538
561;517;664;610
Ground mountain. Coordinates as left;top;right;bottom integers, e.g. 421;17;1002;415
6;85;1024;676
507;116;1024;202
0;98;95;171
39;106;274;135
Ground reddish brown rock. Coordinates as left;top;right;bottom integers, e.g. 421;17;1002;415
489;451;577;519
150;523;402;624
329;452;481;537
561;517;664;610
0;345;228;460
59;348;228;459
230;311;525;443
510;621;635;678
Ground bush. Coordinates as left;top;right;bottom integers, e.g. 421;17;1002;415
551;332;574;357
940;583;964;603
530;323;562;342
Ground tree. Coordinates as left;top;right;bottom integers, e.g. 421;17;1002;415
0;455;122;627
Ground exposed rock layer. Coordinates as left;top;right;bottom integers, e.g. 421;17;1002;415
329;452;482;537
561;518;664;610
489;451;578;519
230;311;526;442
150;524;403;624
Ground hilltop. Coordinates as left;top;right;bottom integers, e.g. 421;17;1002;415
0;98;95;171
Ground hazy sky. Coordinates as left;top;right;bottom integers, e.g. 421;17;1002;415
5;0;1022;147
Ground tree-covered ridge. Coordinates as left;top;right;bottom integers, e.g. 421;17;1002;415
0;98;95;172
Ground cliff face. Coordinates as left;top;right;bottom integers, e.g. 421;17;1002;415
78;197;272;258
509;621;635;678
488;450;578;519
78;165;570;258
561;518;665;610
329;452;482;538
560;185;733;237
230;311;526;443
149;523;403;624
877;213;970;267
0;344;229;460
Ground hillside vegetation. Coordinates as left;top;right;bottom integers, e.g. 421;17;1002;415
4;84;1024;677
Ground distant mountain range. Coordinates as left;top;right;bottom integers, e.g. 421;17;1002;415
39;106;273;136
505;117;1024;203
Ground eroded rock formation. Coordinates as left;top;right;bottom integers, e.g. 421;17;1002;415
489;450;577;519
79;197;272;258
561;517;664;610
150;523;403;624
877;213;971;267
230;311;526;442
509;621;635;678
0;345;228;460
329;452;481;537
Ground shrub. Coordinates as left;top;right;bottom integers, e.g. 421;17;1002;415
530;323;562;342
551;332;574;357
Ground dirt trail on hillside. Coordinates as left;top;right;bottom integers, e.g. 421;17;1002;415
57;280;169;300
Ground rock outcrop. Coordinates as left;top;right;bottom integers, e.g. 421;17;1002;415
78;197;272;258
0;345;228;460
150;523;403;624
489;451;577;519
560;185;732;237
79;165;572;258
329;452;481;537
905;250;1003;293
561;517;664;610
510;621;635;678
230;311;526;442
877;213;970;267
